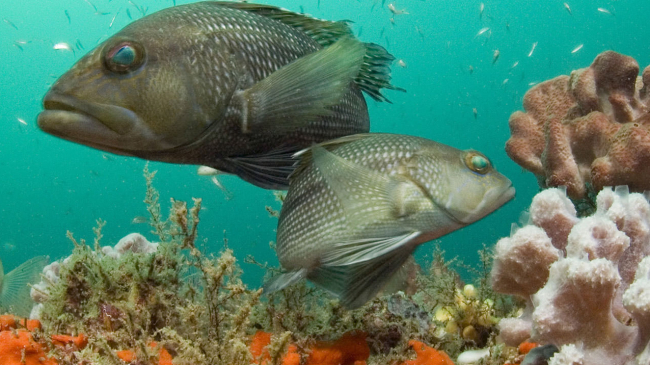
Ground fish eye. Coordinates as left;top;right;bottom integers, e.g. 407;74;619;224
464;151;491;174
103;41;145;74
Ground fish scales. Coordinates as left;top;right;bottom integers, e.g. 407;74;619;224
38;2;399;189
269;133;514;308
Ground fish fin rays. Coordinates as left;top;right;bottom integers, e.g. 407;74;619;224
215;2;403;101
292;133;373;178
234;37;365;135
212;2;354;48
311;233;419;309
222;147;298;190
0;256;48;317
311;144;419;228
262;268;309;294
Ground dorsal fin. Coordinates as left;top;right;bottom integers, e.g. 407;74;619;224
291;133;372;179
213;2;404;102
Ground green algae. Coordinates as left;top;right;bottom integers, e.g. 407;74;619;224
34;165;524;365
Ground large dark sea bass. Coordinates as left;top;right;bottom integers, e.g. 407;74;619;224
37;2;399;189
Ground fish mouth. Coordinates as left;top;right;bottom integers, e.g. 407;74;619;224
38;92;164;153
449;181;516;224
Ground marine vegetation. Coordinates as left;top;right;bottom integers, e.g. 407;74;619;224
15;165;523;365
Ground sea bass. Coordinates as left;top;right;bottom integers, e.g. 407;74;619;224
0;256;48;317
265;134;515;309
37;2;400;189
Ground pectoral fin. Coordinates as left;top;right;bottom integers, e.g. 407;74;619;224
310;232;419;309
234;37;365;134
262;268;309;294
311;144;423;228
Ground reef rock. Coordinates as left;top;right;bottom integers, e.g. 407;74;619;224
491;187;650;364
506;51;650;199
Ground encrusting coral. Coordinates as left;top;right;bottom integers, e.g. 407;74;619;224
506;51;650;202
491;186;650;364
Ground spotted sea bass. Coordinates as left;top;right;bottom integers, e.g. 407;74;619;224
264;134;515;309
37;2;400;189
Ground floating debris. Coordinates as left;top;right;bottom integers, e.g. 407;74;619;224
528;41;538;57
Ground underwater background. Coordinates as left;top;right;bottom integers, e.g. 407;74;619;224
2;0;649;286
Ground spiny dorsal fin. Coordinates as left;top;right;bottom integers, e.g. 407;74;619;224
214;2;404;102
291;133;373;179
213;2;353;47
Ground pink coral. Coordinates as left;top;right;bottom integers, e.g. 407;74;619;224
491;187;650;364
506;51;650;199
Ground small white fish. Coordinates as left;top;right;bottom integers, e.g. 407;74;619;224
197;165;221;176
564;3;572;15
397;59;407;68
479;3;485;18
528;42;538;57
502;78;509;85
211;176;233;199
571;44;583;53
597;7;611;15
109;8;121;28
475;27;490;37
53;42;73;51
492;49;500;64
528;82;538;86
388;3;408;15
511;61;519;69
16;117;27;125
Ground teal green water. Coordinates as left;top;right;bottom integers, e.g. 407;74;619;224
1;0;648;286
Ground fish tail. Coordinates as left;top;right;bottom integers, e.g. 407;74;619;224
0;256;48;317
356;43;406;102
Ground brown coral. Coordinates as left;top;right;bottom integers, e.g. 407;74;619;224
506;51;650;199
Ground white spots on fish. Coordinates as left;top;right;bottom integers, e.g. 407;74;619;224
571;44;583;54
528;42;538;57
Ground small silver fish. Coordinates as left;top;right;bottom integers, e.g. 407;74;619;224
388;3;408;15
511;61;519;69
397;59;407;68
17;117;27;125
65;10;71;24
492;49;500;64
571;44;583;53
264;134;514;308
597;7;611;15
479;3;484;18
3;18;18;30
0;256;48;317
475;27;490;38
528;42;538;57
131;216;148;224
564;2;572;15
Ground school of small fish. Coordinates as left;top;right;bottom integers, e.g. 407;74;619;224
1;0;618;308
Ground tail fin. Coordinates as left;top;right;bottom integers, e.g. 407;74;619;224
0;256;48;317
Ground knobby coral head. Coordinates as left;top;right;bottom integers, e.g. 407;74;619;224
506;51;650;200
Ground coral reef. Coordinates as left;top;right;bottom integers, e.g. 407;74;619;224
506;51;650;201
491;186;650;364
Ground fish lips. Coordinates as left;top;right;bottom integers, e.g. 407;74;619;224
38;92;161;153
447;182;516;224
